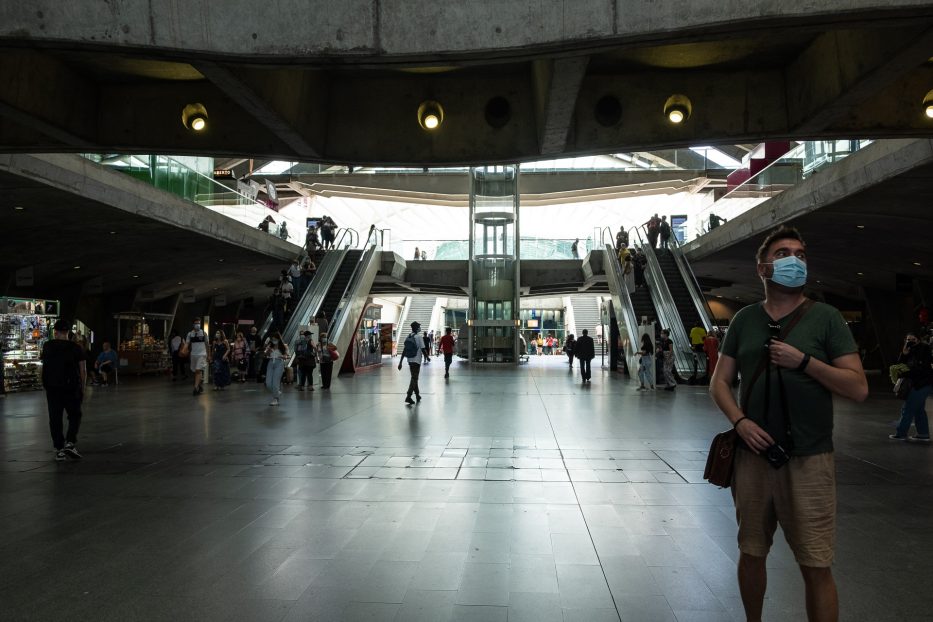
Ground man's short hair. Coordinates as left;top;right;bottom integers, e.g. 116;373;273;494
756;226;805;262
582;329;588;336
53;319;70;332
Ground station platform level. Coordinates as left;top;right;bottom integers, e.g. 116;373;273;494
0;356;930;621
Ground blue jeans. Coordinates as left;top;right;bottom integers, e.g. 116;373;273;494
896;383;931;437
265;358;285;397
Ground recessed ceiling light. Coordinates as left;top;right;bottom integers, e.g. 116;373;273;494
73;266;81;270
132;275;139;279
13;206;24;211
856;272;864;276
177;281;184;285
913;262;922;267
109;231;117;235
715;295;723;298
217;259;225;263
856;225;865;229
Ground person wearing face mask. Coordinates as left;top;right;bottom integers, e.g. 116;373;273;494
264;332;288;406
186;318;209;396
710;226;868;622
890;332;933;441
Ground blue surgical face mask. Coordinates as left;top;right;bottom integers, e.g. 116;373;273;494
767;256;807;288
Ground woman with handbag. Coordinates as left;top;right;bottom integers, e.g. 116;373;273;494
319;334;338;390
890;332;933;441
210;332;231;390
264;332;289;406
232;332;249;383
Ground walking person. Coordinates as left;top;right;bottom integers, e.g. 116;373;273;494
169;330;185;381
657;329;676;391
397;321;429;404
248;326;263;382
41;319;87;461
710;226;867;622
319;334;338;390
439;327;456;379
210;331;231;390
186;318;208;395
295;330;317;392
890;331;932;441
574;329;595;384
646;214;661;249
264;332;288;406
571;238;580;259
232;332;249;383
638;333;655;390
564;334;576;369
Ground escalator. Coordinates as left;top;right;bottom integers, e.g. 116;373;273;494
280;249;362;346
603;245;641;374
632;226;713;378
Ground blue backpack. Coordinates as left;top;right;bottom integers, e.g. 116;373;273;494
401;334;418;358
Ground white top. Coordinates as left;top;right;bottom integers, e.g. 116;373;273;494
170;335;182;353
185;330;207;357
287;264;301;278
405;332;426;365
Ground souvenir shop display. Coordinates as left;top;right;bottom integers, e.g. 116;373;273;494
114;312;172;374
1;297;59;393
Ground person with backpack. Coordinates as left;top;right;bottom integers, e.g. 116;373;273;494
295;330;318;392
397;321;429;404
41;319;87;461
574;329;595;383
564;334;576;369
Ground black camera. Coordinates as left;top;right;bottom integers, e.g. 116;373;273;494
764;443;790;470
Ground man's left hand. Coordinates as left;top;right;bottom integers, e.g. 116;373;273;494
768;339;805;369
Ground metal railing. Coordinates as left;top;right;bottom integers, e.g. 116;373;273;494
280;249;349;347
667;234;715;332
603;245;640;370
632;226;695;376
328;243;383;363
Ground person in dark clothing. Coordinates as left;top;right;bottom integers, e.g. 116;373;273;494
646;214;661;249
439;327;456;378
319;333;336;389
571;238;580;259
564;334;576;369
574;329;595;383
659;215;672;250
633;249;647;288
615;227;629;252
891;332;933;441
41;319;87;462
247;326;263;381
398;321;429;404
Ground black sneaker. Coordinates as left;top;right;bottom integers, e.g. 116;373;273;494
64;443;83;460
54;450;66;462
416;395;422;402
405;396;415;404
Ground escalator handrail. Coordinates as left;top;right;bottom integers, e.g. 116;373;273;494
281;248;349;347
333;227;359;249
632;226;696;376
327;244;381;347
603;244;640;362
667;235;715;333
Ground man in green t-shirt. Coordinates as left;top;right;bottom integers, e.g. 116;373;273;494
710;226;867;622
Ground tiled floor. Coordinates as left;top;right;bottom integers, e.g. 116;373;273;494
1;356;931;621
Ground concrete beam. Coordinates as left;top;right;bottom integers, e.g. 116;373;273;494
787;27;933;133
0;50;96;146
533;56;589;155
4;1;933;61
682;138;933;261
195;62;324;158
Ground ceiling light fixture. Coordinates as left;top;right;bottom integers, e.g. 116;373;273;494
924;89;933;118
913;262;922;266
417;100;444;130
73;266;81;270
663;94;692;124
132;275;139;279
109;230;117;234
217;258;225;263
177;281;184;285
181;103;209;132
13;206;24;210
856;272;864;276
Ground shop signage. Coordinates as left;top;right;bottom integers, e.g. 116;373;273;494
0;297;59;316
213;169;234;179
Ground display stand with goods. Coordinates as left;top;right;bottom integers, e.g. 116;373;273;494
1;297;59;393
114;312;172;374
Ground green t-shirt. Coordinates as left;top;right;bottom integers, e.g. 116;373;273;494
720;301;857;456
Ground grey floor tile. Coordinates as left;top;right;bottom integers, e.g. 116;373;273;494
410;552;468;591
555;564;615;610
507;591;563;622
449;604;508;621
455;562;510;605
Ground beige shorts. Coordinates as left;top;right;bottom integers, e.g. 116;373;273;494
732;449;836;567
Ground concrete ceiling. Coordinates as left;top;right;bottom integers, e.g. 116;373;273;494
0;171;290;306
3;3;933;165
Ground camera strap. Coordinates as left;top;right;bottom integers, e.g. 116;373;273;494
740;298;814;415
